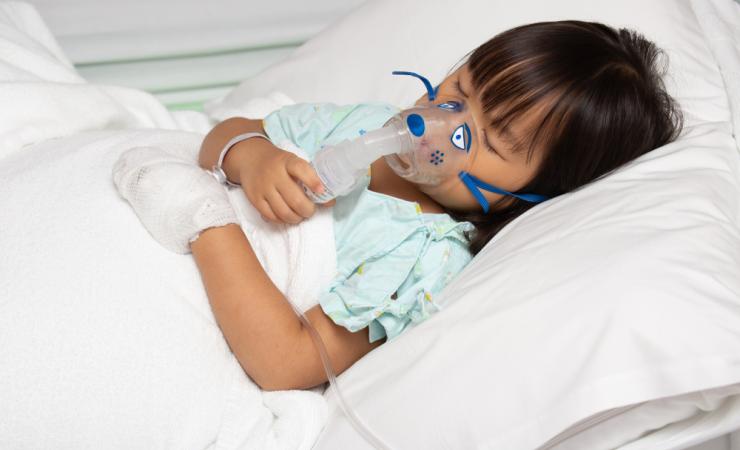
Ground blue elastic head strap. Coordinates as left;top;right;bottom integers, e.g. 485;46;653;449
392;71;438;101
459;172;549;214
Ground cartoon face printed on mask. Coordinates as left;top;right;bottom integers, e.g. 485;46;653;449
384;71;549;213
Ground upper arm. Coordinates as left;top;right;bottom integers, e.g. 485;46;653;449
277;304;386;391
191;224;386;393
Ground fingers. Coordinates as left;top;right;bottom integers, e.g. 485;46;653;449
277;180;316;219
265;188;304;224
243;152;333;225
254;191;333;224
285;155;324;196
243;183;295;225
285;154;337;214
257;198;279;223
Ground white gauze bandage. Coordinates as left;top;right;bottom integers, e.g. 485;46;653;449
112;146;239;254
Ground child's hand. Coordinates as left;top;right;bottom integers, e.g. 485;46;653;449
237;143;334;224
113;146;239;254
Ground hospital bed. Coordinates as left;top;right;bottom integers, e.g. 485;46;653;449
1;0;739;449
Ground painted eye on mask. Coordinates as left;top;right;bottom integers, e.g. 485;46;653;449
437;100;462;111
450;123;471;152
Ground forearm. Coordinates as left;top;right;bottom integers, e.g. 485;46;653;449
198;117;270;184
190;223;306;390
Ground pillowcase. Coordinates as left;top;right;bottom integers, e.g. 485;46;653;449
691;0;740;147
546;384;740;450
201;0;740;448
311;122;740;449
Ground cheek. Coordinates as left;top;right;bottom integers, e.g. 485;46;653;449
422;180;481;212
470;154;515;188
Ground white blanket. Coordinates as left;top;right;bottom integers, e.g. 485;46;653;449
0;2;334;449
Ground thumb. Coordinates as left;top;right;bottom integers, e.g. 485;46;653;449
320;199;336;208
285;155;324;194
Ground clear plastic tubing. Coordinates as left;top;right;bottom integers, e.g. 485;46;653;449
296;119;406;448
304;117;409;203
284;297;394;450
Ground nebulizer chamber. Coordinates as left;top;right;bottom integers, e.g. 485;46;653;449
305;102;473;204
304;117;413;203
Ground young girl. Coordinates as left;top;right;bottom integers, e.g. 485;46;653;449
113;20;682;392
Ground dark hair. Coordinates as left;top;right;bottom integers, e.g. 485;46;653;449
445;20;683;255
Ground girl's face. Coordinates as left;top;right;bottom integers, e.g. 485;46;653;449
412;64;546;213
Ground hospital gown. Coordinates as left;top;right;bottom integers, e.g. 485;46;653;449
262;102;474;343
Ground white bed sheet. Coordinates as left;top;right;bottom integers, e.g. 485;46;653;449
0;4;329;449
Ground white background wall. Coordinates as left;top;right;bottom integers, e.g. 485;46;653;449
23;0;367;109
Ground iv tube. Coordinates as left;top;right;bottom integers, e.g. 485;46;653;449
292;117;413;448
283;297;394;450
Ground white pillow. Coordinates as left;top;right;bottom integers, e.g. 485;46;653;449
548;384;740;450
203;0;740;448
205;0;732;131
691;0;740;148
310;122;740;450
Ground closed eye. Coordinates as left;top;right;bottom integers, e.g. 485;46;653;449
483;129;506;160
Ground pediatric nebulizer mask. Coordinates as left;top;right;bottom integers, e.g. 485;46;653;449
305;71;549;213
299;71;550;450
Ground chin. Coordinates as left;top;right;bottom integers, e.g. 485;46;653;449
419;189;458;212
418;184;465;211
